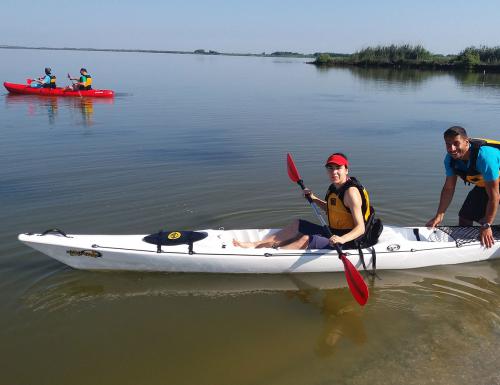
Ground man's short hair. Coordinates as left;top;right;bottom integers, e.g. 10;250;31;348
444;126;468;139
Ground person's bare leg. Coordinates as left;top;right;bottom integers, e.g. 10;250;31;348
233;219;301;248
279;234;310;249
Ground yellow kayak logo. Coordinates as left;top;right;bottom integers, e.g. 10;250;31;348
167;231;182;240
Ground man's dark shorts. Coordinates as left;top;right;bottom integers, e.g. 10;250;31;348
459;185;500;222
298;219;358;250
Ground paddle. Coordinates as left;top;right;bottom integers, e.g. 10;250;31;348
67;73;82;97
26;78;32;85
286;153;369;306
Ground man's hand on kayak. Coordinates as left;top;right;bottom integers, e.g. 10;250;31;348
480;227;495;248
426;213;444;228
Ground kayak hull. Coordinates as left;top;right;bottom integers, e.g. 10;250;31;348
18;226;500;273
3;82;114;98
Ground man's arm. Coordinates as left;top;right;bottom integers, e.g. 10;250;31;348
480;179;499;248
426;175;458;227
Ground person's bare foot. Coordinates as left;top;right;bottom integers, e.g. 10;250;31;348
232;239;256;248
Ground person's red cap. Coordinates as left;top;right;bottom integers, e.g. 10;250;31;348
325;154;348;167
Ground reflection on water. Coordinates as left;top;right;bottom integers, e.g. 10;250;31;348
20;261;500;350
76;98;95;125
286;287;366;357
5;94;113;126
316;66;500;92
21;271;351;311
453;71;500;88
5;94;59;124
21;261;500;308
347;67;449;86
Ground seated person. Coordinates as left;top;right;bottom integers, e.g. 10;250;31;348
233;153;382;250
68;68;92;90
30;67;56;88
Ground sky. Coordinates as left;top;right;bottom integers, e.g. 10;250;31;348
1;0;499;55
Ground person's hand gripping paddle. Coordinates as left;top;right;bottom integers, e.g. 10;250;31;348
67;73;82;97
286;153;369;306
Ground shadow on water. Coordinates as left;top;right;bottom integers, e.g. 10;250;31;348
20;260;500;305
5;94;113;126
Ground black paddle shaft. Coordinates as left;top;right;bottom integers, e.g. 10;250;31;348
296;179;345;258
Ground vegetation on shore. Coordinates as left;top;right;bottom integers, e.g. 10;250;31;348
312;44;500;72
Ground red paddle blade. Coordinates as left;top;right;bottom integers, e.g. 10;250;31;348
286;153;301;183
26;78;32;85
340;254;369;306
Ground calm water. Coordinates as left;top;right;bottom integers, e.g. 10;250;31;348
1;49;500;385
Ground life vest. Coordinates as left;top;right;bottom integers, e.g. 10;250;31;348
450;138;500;187
325;177;372;230
79;74;92;90
326;177;383;276
42;75;57;89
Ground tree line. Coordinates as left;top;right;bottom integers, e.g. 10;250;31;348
313;44;500;71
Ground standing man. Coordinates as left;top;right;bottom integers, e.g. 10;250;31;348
426;126;500;247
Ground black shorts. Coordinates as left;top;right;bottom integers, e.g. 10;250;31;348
459;185;500;222
298;219;358;250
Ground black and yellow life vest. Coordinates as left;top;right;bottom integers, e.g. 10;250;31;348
79;74;92;90
326;177;383;274
42;75;57;89
325;177;372;230
450;138;500;187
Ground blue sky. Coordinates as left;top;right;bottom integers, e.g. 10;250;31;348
2;0;499;54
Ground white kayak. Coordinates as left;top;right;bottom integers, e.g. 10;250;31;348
18;225;500;273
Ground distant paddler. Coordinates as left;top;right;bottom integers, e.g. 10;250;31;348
67;68;93;91
29;67;57;88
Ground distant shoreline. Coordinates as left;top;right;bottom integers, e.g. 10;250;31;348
4;44;499;73
0;45;315;59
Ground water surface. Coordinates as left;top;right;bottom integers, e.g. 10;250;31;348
1;49;500;385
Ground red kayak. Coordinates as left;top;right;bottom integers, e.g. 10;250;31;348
3;82;114;98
